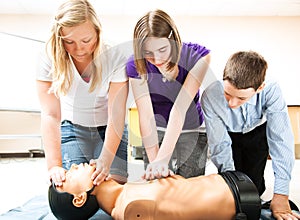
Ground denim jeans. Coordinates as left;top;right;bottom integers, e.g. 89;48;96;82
61;120;128;179
143;131;208;178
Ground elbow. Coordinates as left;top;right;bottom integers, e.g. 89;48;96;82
203;53;211;65
41;111;61;122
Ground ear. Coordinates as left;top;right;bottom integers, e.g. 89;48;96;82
256;82;265;93
72;192;87;208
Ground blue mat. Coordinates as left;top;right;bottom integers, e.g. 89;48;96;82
0;195;112;220
1;195;299;220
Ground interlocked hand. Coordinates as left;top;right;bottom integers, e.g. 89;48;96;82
142;162;174;180
90;158;110;185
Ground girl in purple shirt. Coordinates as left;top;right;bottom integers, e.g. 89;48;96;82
126;9;211;180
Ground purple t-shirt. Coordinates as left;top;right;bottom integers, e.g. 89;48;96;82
126;42;210;130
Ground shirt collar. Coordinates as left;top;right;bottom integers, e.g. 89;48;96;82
247;93;258;105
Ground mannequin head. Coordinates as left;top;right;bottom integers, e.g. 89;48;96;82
48;163;99;220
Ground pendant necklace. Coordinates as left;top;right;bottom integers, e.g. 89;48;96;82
161;66;178;82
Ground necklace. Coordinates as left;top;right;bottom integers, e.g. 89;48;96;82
160;66;178;82
161;72;173;82
162;76;167;83
81;64;95;83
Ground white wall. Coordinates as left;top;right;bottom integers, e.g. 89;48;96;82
177;16;300;106
1;14;299;111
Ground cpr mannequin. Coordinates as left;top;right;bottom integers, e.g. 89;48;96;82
48;163;261;220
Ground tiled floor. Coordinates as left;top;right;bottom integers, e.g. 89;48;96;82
0;157;299;215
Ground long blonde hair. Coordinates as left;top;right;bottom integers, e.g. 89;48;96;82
46;0;102;96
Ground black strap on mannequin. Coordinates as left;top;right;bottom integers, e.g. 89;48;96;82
221;171;247;220
220;171;261;220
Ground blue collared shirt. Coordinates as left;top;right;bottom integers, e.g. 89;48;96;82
201;80;295;195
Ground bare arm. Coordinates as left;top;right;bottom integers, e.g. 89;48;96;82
129;78;159;162
36;80;65;184
91;81;129;185
154;54;211;173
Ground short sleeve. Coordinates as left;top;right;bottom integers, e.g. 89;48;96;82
126;55;141;79
36;45;53;82
96;43;128;83
104;44;128;83
179;42;210;71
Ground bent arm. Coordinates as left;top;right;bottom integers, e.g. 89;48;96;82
201;86;235;172
155;54;211;164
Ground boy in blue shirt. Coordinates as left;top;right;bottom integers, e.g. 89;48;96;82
201;51;296;219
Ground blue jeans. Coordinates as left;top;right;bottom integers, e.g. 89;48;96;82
143;131;208;178
61;120;128;179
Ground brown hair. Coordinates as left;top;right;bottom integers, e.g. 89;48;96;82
223;51;268;90
133;9;181;77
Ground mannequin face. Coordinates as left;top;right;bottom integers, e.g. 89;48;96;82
56;163;95;195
